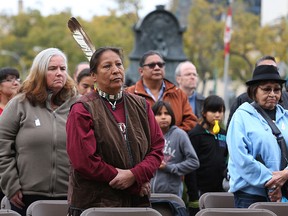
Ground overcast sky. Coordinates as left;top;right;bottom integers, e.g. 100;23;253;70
1;1;288;26
261;0;288;26
0;0;171;20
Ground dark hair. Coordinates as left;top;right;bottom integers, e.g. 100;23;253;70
0;67;20;82
247;82;283;101
90;47;123;74
247;84;258;101
152;100;176;126
139;50;164;67
255;55;276;67
77;68;91;84
202;95;226;115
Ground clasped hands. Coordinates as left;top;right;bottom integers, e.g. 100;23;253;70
265;169;288;202
109;168;150;197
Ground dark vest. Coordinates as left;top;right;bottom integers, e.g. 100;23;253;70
70;92;151;209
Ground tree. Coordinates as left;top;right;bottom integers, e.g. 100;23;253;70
1;0;287;87
113;0;142;20
182;0;286;91
183;0;224;83
0;9;135;78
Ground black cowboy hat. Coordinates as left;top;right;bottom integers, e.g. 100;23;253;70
246;65;286;86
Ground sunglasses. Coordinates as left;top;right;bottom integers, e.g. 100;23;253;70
142;62;165;69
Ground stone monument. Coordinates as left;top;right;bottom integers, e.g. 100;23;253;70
125;5;187;86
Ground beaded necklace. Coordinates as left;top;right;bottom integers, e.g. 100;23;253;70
98;89;123;111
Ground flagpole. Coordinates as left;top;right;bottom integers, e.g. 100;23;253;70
223;0;232;114
223;52;230;110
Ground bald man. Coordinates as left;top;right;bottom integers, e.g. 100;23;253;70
175;61;205;118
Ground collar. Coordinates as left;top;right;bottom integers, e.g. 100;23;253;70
143;80;166;101
97;89;123;101
188;91;196;99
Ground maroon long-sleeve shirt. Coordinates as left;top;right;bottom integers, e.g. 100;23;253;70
66;99;164;193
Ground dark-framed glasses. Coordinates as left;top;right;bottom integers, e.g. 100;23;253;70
258;86;282;94
1;77;21;83
142;62;165;69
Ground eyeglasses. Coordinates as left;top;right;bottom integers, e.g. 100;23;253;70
180;72;198;77
1;77;21;83
142;62;165;69
258;86;282;94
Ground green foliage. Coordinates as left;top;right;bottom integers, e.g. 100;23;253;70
0;0;287;85
184;0;224;80
113;0;142;19
183;0;288;85
0;9;135;78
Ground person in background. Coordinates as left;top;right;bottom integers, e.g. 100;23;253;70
185;95;228;216
0;48;78;216
175;61;205;118
126;50;197;132
227;55;288;128
151;101;199;197
0;67;21;202
73;61;89;82
66;47;164;216
76;68;94;95
0;67;21;115
227;64;288;208
174;61;205;211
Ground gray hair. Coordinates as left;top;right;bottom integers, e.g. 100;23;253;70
21;48;76;106
28;48;68;81
175;60;195;78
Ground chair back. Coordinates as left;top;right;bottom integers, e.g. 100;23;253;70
0;197;11;210
199;192;234;209
0;209;21;216
80;207;162;216
195;208;277;216
249;202;288;216
150;193;187;216
26;200;68;216
150;193;186;207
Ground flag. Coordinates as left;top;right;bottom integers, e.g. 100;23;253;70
223;1;233;112
224;4;232;56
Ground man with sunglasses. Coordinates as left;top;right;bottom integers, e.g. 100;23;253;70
126;50;197;132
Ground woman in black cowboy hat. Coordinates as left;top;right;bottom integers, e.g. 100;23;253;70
227;64;288;208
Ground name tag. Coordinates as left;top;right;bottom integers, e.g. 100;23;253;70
35;119;41;127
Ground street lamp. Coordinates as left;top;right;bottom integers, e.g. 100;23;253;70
0;50;27;77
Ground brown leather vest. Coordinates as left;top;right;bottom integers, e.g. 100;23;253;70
70;92;151;209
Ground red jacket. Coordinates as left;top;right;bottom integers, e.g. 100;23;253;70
126;79;197;132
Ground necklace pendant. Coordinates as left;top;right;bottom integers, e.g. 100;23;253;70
105;97;117;111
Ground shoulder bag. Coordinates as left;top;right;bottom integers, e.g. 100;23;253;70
251;102;288;198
